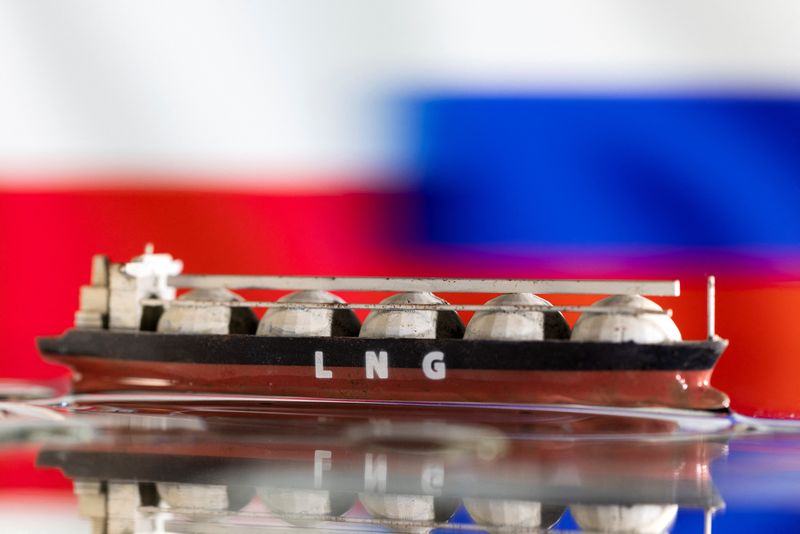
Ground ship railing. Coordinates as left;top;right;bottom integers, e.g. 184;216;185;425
165;275;680;296
139;297;673;317
137;275;683;317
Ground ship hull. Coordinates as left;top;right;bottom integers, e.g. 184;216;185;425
38;329;729;410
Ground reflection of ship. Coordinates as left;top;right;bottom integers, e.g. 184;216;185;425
37;401;728;533
38;247;729;410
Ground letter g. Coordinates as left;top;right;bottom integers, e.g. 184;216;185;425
422;351;446;380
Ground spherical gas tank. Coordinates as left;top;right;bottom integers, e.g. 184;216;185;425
463;498;541;527
359;292;464;339
157;288;257;335
257;488;355;526
464;293;570;341
257;290;360;337
570;295;681;343
463;498;565;529
570;504;679;533
157;483;253;512
359;493;435;521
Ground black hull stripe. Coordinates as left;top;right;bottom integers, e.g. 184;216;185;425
37;330;726;372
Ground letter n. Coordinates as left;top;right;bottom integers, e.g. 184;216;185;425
365;351;389;379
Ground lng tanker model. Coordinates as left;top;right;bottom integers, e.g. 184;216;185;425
37;246;729;410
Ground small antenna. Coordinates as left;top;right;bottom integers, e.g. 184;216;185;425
707;275;716;340
144;242;155;255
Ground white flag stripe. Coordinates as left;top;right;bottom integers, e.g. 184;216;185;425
1;0;799;185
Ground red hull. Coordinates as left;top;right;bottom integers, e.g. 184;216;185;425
50;354;729;410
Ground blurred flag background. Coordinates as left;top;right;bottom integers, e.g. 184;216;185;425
2;4;800;531
1;0;799;423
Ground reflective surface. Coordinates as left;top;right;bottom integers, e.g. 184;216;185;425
0;391;799;533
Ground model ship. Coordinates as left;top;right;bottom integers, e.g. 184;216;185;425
37;245;729;410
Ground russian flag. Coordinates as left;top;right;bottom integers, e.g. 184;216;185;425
1;0;799;422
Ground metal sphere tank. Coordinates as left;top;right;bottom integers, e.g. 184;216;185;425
359;493;435;521
463;498;541;527
157;288;257;335
464;293;570;340
570;504;679;533
359;292;464;339
156;483;247;512
570;295;681;343
257;489;354;526
463;499;565;528
257;290;360;337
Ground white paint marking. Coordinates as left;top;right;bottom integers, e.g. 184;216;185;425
364;453;388;493
421;461;444;495
315;351;333;379
365;351;389;379
422;351;446;380
314;450;332;489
